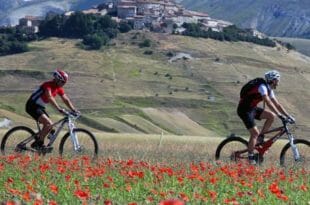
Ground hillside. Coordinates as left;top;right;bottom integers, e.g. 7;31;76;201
179;0;310;38
0;32;309;138
273;37;310;57
0;0;104;26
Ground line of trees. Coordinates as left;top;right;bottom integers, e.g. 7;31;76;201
0;27;32;56
39;12;132;50
180;23;278;47
0;12;133;55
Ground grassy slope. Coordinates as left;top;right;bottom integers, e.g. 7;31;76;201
0;32;309;138
273;37;310;57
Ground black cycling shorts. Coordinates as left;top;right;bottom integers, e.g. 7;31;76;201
25;100;48;121
237;106;264;129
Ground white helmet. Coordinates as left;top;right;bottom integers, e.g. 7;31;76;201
53;69;68;83
265;70;280;82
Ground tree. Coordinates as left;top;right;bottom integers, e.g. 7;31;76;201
8;41;29;54
119;21;132;33
95;15;117;31
83;34;108;50
62;12;93;38
39;15;65;37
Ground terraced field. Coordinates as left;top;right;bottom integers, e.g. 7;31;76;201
0;32;309;139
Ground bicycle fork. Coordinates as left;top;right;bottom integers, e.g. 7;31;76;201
288;134;300;161
68;119;82;152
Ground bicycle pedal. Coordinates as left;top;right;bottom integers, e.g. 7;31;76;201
44;146;53;153
15;144;26;152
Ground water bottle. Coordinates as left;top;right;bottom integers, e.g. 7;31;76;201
47;129;55;140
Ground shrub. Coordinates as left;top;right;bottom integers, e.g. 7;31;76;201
139;39;151;48
143;50;153;55
119;21;132;33
83;34;107;50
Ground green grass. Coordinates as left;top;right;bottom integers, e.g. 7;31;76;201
0;32;309;138
273;37;310;57
0;129;308;203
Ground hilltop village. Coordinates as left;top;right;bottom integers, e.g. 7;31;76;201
1;0;278;57
17;0;233;35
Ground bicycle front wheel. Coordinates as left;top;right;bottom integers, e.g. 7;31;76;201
59;128;99;159
1;126;35;155
215;136;248;162
280;139;310;168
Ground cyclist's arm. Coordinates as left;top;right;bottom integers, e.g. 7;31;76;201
262;95;282;116
45;89;62;111
270;97;290;117
60;94;77;112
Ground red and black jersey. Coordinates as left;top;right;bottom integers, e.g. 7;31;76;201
238;78;272;110
28;80;65;107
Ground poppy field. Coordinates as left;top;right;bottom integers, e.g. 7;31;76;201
0;153;309;204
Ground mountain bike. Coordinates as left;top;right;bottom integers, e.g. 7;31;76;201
1;110;99;159
215;117;309;167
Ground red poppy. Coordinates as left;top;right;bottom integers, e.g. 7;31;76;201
159;199;185;205
33;199;44;205
5;201;15;205
179;192;189;202
39;163;50;173
208;190;217;201
74;189;90;200
126;184;132;192
300;184;308;192
7;177;14;183
49;200;58;205
49;184;58;194
269;182;281;194
104;200;112;205
22;191;31;202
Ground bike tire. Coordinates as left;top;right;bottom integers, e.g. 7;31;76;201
1;126;35;155
58;128;99;159
215;136;248;162
279;139;310;168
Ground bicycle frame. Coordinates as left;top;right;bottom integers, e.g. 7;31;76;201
234;118;300;160
18;111;81;152
255;126;286;155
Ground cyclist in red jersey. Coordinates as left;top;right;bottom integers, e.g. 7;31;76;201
237;70;295;164
26;69;78;150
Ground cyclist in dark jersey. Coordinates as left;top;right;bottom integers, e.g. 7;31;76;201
26;69;78;150
237;70;295;164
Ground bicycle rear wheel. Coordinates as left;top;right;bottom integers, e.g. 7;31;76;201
59;128;98;159
1;126;35;155
215;136;248;162
280;139;310;168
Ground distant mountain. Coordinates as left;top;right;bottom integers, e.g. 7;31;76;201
179;0;310;39
0;0;106;26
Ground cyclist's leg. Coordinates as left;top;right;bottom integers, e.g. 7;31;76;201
237;107;259;150
37;114;53;143
258;109;276;134
237;107;259;164
248;126;260;153
26;100;52;145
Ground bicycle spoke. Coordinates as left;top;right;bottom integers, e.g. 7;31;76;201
215;137;248;163
1;126;35;155
59;128;98;159
280;140;309;169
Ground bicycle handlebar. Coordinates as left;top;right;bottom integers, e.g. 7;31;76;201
61;109;81;119
280;116;295;125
